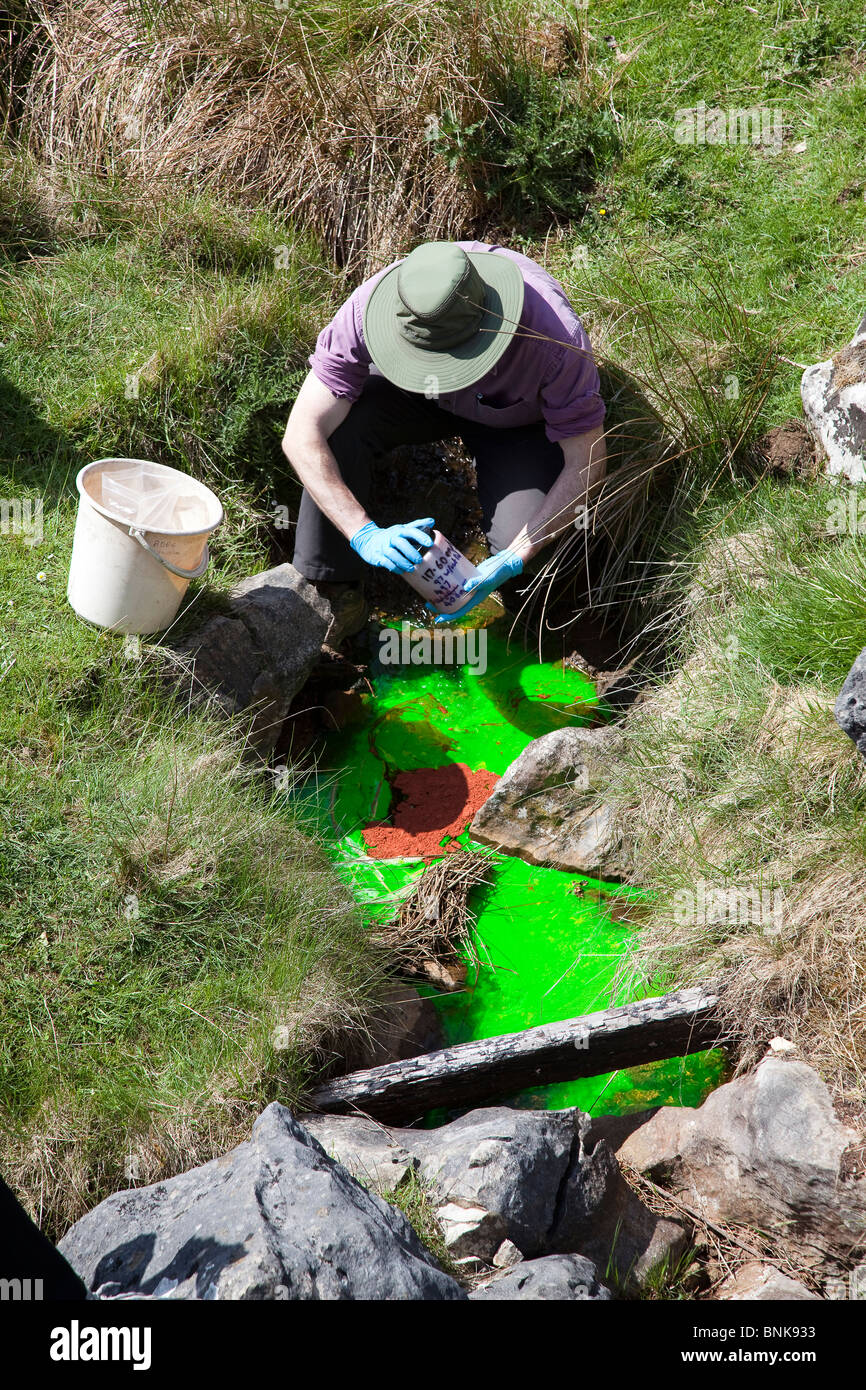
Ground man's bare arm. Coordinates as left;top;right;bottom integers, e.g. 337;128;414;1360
281;371;371;540
507;426;607;563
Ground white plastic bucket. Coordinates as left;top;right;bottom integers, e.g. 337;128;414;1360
67;457;223;634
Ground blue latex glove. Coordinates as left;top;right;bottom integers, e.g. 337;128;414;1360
349;517;435;573
432;549;524;623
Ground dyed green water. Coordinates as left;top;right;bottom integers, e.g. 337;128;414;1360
301;624;723;1114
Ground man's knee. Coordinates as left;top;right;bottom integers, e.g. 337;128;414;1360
485;486;549;557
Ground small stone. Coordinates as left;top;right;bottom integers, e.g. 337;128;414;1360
470;1254;612;1301
717;1262;820;1302
58;1105;463;1301
436;1202;506;1261
450;1255;490;1276
492;1239;524;1269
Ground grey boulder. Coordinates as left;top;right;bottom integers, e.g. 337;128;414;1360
471;1253;611;1301
302;1112;420;1196
617;1057;866;1264
302;1105;684;1287
169;564;331;753
58;1104;464;1300
835;647;866;761
470;726;628;878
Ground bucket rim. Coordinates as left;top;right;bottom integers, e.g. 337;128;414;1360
75;457;224;537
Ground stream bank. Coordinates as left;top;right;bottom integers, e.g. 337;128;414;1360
294;619;725;1116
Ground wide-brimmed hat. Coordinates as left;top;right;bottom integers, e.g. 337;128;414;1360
362;241;525;394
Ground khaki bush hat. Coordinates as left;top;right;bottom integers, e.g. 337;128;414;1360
362;241;525;393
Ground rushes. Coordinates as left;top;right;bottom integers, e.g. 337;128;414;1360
512;243;782;646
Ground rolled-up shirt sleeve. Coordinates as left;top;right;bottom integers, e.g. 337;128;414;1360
308;288;373;401
540;332;606;442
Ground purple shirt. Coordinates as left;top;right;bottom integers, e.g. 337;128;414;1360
308;240;605;443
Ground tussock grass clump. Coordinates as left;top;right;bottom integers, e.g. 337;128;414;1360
382;1170;461;1280
18;0;615;272
603;481;866;1115
518;245;781;640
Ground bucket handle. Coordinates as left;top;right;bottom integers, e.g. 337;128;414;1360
129;527;210;580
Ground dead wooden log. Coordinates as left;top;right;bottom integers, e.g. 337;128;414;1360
309;985;725;1123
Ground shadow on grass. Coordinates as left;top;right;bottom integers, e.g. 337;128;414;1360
0;370;86;504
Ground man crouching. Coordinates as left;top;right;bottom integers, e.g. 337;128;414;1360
282;239;607;640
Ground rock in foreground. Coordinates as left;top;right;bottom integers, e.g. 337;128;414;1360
304;1105;683;1287
58;1104;464;1301
471;1253;611;1301
617;1057;866;1264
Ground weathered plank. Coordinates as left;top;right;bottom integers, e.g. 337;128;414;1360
309;985;724;1123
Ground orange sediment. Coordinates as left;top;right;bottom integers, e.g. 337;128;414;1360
361;763;498;859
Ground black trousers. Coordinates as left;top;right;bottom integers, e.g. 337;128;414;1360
291;376;566;583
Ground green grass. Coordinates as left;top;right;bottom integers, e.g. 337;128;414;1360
0;508;386;1238
3;0;866;1256
0;161;334;502
544;0;866;423
603;477;866;1106
381;1171;462;1280
0;178;390;1238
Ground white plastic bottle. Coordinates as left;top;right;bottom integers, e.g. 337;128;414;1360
402;530;479;615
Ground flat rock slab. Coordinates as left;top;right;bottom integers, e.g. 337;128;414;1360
716;1262;820;1302
470;1253;612;1301
470;725;628;878
302;1113;420;1196
617;1057;866;1264
58;1104;464;1301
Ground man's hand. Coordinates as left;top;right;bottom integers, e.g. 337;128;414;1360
350;518;435;573
431;549;523;623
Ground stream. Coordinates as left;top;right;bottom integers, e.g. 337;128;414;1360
300;622;724;1116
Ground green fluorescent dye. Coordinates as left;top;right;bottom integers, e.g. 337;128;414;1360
300;624;724;1115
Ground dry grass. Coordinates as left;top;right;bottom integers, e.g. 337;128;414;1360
17;0;602;273
508;246;782;647
601;510;866;1120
